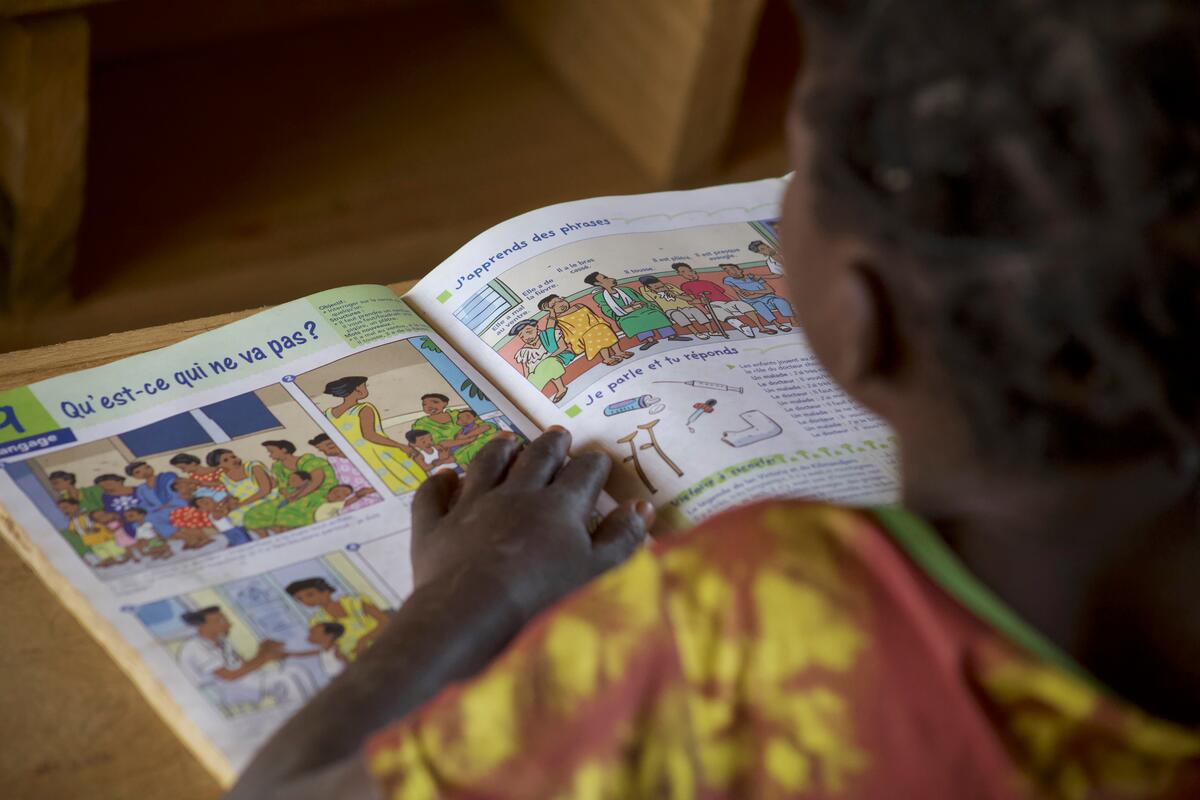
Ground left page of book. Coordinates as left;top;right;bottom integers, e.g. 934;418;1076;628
0;285;539;786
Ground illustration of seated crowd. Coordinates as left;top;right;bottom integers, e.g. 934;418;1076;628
507;256;792;402
49;435;383;567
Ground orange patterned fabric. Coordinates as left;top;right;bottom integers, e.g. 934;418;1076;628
365;501;1200;798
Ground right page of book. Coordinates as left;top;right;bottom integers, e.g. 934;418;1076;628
405;177;901;527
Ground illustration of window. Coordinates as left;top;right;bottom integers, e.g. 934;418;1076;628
453;280;520;336
749;219;781;246
118;392;282;457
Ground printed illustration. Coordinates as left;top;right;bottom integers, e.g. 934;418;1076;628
6;387;379;580
721;410;784;447
687;399;718;433
452;219;787;406
616;419;683;494
653;379;744;394
133;551;396;718
603;395;664;417
294;336;526;494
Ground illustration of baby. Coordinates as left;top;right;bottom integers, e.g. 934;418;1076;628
314;484;376;522
304;622;347;679
404;430;459;476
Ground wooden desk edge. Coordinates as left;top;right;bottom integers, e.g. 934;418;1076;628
0;280;418;390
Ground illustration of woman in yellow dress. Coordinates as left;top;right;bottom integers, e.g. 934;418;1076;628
286;577;389;662
536;294;632;366
322;376;426;494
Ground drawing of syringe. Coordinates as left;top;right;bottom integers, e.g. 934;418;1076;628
653;380;743;393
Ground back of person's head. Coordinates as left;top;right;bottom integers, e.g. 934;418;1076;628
795;0;1200;464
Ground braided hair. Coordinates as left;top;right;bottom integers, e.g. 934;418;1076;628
796;0;1200;463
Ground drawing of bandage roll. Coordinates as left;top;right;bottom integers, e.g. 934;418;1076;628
604;395;660;416
721;410;783;447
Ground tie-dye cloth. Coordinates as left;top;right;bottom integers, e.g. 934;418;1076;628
365;501;1200;798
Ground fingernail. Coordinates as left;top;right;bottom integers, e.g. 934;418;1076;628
634;500;655;525
497;430;516;440
547;425;568;434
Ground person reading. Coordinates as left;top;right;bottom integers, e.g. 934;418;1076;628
231;1;1200;797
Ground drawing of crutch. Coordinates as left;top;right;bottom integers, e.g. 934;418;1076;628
638;419;683;477
698;295;730;339
618;431;657;494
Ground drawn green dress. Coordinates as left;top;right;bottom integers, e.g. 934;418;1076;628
410;409;494;467
273;453;336;528
221;460;282;530
325;402;425;494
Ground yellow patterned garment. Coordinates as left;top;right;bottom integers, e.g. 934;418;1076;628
365;501;1200;798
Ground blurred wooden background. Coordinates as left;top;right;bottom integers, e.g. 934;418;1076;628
0;0;796;354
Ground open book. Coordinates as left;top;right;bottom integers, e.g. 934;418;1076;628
0;176;898;785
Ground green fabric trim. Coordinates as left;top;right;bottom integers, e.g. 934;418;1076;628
869;505;1094;684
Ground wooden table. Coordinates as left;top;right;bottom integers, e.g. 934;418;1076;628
0;282;413;800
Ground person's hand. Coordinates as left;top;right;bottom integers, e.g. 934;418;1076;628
259;640;286;661
410;428;653;625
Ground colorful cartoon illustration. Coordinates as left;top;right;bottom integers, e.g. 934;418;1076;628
585;271;690;351
536;294;631;366
616;419;684;495
721;410;784;447
452;219;785;407
8;386;375;580
671;262;774;337
296;338;526;492
687;399;718;433
636;275;718;339
748;239;784;275
508;319;572;403
134;552;395;717
720;263;793;332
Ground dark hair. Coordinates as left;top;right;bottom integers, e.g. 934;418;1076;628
124;461;149;477
316;622;345;639
797;0;1200;461
169;453;200;466
124;507;146;517
324;376;367;398
670;262;693;271
638;275;662;285
262;439;296;454
205;448;232;468
583;271;602;285
421;393;449;403
508;319;537;336
57;497;80;507
285;577;335;596
291;469;312;481
537;295;562;311
308;433;331;447
457;408;476;418
405;429;430;443
748;240;767;251
181;606;222;627
718;263;739;269
93;474;124;485
48;470;76;484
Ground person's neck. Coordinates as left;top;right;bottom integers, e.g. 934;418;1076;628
905;449;1200;725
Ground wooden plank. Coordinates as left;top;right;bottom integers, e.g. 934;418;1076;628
0;12;88;309
502;0;767;184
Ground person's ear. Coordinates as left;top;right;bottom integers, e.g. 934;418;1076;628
824;258;902;392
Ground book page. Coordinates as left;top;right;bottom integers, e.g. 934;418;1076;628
405;178;900;527
0;285;539;784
